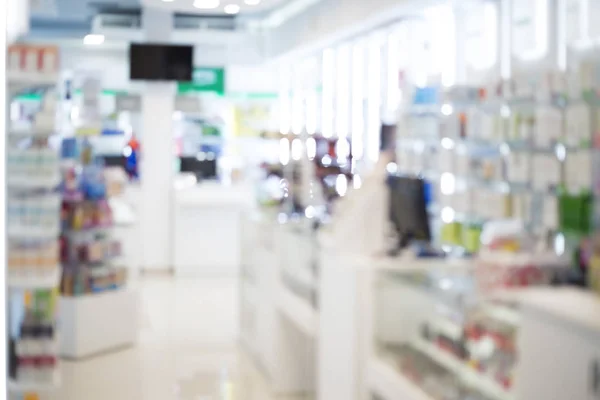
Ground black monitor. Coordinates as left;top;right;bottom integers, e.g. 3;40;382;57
99;155;126;169
180;156;217;180
129;43;193;81
387;175;431;249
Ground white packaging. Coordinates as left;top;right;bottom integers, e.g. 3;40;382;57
532;155;561;191
543;195;559;229
506;152;531;183
535;107;563;147
565;103;591;147
565;150;592;192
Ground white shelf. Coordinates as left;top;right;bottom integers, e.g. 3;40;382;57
8;373;60;393
480;303;521;326
7;174;61;189
368;356;434;400
277;284;318;337
8;269;61;289
59;289;139;359
411;338;514;400
9;128;56;137
8;227;60;240
8;71;58;86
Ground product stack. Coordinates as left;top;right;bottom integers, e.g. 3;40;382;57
396;71;594;254
59;138;126;296
7;85;61;393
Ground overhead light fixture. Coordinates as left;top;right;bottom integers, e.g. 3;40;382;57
244;0;260;4
162;0;175;2
194;0;220;9
83;34;105;45
224;4;240;14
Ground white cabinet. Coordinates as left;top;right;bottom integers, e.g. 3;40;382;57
515;289;600;400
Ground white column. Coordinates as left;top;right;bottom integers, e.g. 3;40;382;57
139;8;175;271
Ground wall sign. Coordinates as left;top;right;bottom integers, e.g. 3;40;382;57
178;67;225;95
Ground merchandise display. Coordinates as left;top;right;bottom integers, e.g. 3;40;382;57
373;266;518;400
59;138;126;297
7;50;62;397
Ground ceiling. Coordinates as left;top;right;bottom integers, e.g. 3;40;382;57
31;0;290;23
143;0;290;15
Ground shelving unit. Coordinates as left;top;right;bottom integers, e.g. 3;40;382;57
7;47;62;397
56;73;139;359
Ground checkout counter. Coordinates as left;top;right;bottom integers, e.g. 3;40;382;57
118;175;253;277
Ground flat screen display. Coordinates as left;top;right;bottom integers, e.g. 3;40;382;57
129;43;193;81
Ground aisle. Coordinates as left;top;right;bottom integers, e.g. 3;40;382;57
50;277;306;400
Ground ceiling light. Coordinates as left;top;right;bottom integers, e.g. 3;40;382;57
194;0;220;9
244;0;260;4
224;4;240;14
162;0;175;2
83;34;104;45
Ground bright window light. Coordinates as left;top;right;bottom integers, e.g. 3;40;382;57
322;48;335;138
336;44;350;139
194;0;220;9
291;138;303;160
306;137;317;160
386;27;401;112
367;33;382;163
279;138;290;165
291;66;303;135
513;0;549;61
83;34;104;45
351;40;365;160
279;66;291;134
465;2;499;71
427;5;456;87
306;92;317;135
245;0;260;4
224;4;240;14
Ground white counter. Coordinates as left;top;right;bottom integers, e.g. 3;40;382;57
173;181;253;277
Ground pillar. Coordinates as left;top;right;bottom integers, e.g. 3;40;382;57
139;7;175;271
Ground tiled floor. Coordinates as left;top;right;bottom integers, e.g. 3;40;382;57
48;277;309;400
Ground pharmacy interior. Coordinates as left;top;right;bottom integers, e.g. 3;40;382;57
6;0;600;400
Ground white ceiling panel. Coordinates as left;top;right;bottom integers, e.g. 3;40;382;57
140;0;290;15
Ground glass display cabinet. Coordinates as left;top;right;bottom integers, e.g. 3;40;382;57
371;264;519;400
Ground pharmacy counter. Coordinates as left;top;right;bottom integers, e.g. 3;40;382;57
173;181;253;277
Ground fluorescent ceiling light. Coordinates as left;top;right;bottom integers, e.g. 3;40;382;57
162;0;175;2
194;0;220;9
245;0;260;4
83;34;105;45
224;4;240;14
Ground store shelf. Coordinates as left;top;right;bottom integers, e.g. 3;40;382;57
277;284;318;337
367;356;434;400
411;338;513;400
8;373;60;393
8;227;60;240
480;303;521;326
8;71;59;86
8;269;61;289
59;289;139;359
7;174;61;189
9;128;56;137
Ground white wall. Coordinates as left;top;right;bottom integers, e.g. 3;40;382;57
61;46;130;90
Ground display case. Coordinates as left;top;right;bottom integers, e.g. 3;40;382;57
371;264;517;400
369;263;600;400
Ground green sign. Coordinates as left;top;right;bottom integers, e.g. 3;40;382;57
178;67;225;95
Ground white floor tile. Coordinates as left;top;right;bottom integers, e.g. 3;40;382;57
44;277;310;400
